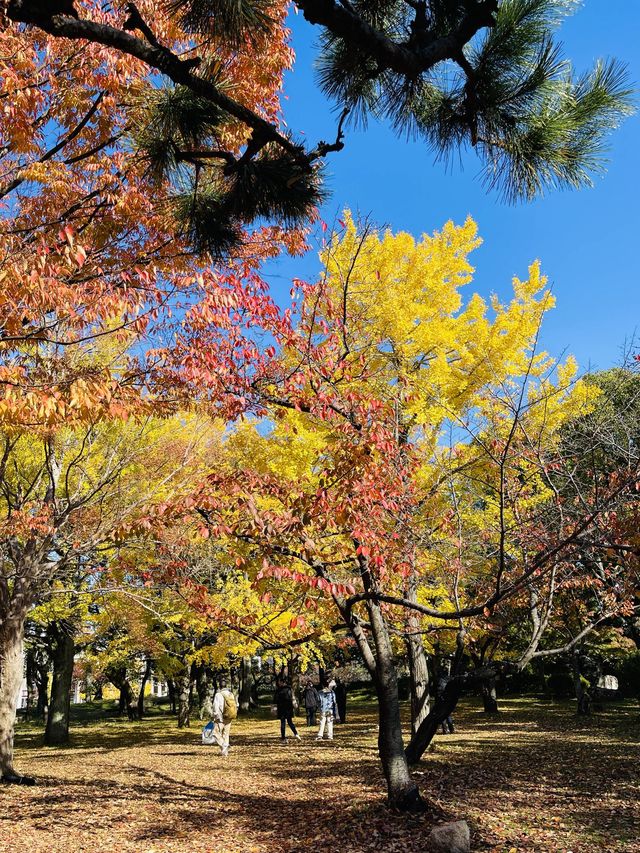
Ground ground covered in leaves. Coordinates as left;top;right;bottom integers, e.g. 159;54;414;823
3;697;639;853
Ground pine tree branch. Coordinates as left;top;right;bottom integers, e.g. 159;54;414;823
295;0;497;77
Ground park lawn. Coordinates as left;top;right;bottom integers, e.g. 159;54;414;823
2;698;639;853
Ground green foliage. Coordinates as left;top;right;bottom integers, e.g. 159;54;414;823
226;149;326;225
172;184;242;258
134;83;230;183
315;0;633;201
170;148;324;256
164;0;275;43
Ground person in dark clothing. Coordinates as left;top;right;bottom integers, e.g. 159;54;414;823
334;677;347;724
302;680;320;726
437;672;455;734
274;678;301;741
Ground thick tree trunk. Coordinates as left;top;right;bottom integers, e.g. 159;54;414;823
137;658;152;719
533;658;546;695
0;614;35;783
117;680;138;719
44;622;75;746
481;675;499;714
196;666;215;719
177;671;191;728
367;599;425;812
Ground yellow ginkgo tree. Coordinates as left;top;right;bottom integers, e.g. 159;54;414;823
187;214;639;810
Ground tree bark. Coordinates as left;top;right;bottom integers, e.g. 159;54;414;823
366;597;425;812
0;613;35;783
481;675;499;714
24;648;38;722
106;664;136;719
239;657;253;713
405;575;431;735
572;654;591;715
405;678;462;765
167;678;177;714
44;622;75;746
407;635;430;734
196;666;214;719
288;655;300;715
177;671;191;728
137;658;152;719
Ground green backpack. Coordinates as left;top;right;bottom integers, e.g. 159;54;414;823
222;690;238;722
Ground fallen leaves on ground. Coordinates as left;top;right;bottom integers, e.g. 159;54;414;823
2;698;639;853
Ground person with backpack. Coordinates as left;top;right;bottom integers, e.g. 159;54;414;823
274;678;301;742
211;677;238;756
302;680;320;726
316;681;339;741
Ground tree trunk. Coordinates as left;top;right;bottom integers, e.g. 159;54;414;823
407;635;430;734
533;658;546;695
24;648;38;722
137;658;152;719
405;576;430;735
44;623;75;746
405;678;462;765
177;671;191;728
481;675;499;714
0;614;35;783
106;665;136;719
572;655;591;715
366;599;425;812
36;663;49;718
239;657;253;712
117;681;138;719
167;678;177;714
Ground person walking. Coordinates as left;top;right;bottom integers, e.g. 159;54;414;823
274;678;301;742
302;680;320;726
316;681;339;741
212;678;238;756
437;671;455;734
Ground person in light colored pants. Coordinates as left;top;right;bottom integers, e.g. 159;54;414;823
212;678;236;756
317;710;334;740
316;683;339;741
214;721;231;753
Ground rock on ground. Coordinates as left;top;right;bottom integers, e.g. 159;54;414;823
427;819;471;853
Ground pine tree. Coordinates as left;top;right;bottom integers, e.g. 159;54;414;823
5;0;634;254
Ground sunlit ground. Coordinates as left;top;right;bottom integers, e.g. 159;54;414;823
3;697;639;853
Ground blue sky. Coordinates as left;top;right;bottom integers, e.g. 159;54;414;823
264;1;640;373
